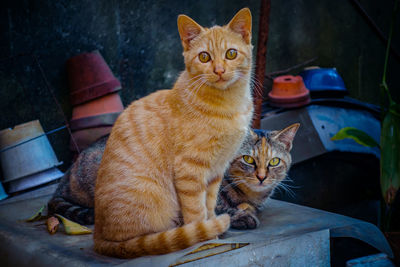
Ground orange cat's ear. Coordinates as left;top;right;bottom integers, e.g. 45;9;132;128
272;123;300;151
177;15;204;51
228;8;252;44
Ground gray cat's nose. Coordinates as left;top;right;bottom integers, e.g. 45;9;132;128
256;174;266;183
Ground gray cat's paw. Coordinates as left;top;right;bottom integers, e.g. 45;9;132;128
230;210;259;230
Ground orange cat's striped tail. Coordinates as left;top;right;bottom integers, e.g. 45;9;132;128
94;214;230;258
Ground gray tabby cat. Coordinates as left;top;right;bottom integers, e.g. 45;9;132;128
48;124;299;229
216;123;299;229
47;136;107;224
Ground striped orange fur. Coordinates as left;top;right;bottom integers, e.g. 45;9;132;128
94;8;254;258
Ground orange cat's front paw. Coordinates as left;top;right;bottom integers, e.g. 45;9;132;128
217;213;231;231
207;210;217;219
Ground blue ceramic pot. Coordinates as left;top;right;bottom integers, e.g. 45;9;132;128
300;68;347;94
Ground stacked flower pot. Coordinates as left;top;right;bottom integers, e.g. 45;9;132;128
67;50;124;154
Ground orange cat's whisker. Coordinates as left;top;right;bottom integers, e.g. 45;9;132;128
240;75;263;99
189;80;208;100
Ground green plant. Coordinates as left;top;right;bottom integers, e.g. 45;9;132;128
331;0;399;231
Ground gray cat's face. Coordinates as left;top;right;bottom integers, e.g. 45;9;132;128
227;124;299;193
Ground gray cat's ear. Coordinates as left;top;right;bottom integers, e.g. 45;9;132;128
272;123;300;151
177;15;204;51
249;129;258;140
228;8;252;44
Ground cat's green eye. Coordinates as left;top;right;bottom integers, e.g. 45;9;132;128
226;49;237;60
269;157;280;167
199;52;211;63
243;155;255;164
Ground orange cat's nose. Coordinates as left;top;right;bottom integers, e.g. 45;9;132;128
214;66;225;76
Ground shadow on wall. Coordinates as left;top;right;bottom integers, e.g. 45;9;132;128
0;0;399;168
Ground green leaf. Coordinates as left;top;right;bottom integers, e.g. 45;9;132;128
389;103;400;117
331;127;379;148
26;205;46;222
380;109;400;205
55;214;92;235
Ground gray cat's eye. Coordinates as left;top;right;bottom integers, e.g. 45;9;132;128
269;157;281;167
243;155;255;165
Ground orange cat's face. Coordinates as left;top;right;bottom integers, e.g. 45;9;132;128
178;9;253;90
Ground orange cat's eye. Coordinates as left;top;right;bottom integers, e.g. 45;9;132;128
269;157;280;167
243;155;255;164
226;49;237;60
199;52;211;63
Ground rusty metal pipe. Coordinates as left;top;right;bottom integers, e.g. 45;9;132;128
252;0;271;129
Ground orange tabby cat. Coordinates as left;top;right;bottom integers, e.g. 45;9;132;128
94;8;254;258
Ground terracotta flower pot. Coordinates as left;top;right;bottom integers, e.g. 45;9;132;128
69;126;112;152
71;93;123;120
69;93;123;131
67;50;122;105
268;75;311;108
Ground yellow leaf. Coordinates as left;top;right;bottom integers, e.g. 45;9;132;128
55;214;92;235
26;205;46;222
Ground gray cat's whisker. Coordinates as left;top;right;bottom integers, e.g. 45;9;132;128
275;183;297;199
280;176;301;189
219;179;248;192
280;181;300;189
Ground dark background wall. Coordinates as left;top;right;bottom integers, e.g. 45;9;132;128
1;0;399;170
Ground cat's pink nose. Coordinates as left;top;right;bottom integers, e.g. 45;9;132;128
214;66;225;76
256;174;266;183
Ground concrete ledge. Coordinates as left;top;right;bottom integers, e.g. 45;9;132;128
0;184;393;266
